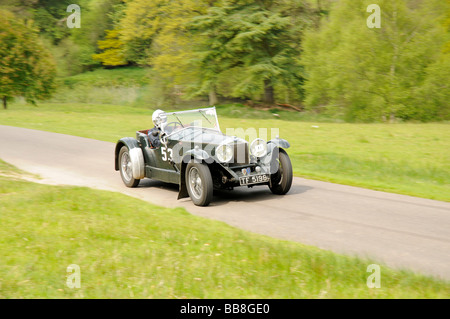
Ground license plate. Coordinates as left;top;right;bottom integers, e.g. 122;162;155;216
239;174;270;186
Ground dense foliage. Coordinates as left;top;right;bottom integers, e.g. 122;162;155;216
0;0;448;121
0;8;56;109
302;0;450;121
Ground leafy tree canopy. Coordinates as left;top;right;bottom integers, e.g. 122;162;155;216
302;0;450;122
0;9;57;108
188;0;310;104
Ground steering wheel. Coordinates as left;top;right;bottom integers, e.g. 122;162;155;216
164;121;184;135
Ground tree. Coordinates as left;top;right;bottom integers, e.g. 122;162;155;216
302;0;450;121
117;0;216;105
0;9;56;109
189;0;308;105
409;0;450;121
92;29;128;66
109;0;311;105
149;0;214;103
68;0;124;72
118;0;171;65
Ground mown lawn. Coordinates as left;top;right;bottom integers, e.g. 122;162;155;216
0;160;448;298
0;102;449;201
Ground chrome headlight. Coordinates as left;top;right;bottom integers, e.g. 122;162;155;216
216;143;233;163
250;138;267;158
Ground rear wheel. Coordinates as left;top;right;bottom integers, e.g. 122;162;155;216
269;149;293;195
119;146;140;188
186;161;213;206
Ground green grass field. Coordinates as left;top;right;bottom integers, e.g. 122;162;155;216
0;160;449;298
1;102;449;201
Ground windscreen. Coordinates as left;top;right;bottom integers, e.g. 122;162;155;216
163;107;221;135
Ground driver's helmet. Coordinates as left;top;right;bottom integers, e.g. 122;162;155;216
152;109;167;129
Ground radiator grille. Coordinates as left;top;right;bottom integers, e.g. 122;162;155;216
232;142;249;164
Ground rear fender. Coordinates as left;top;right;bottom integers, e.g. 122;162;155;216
115;138;145;180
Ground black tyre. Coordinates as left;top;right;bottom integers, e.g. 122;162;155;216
185;161;213;206
119;146;140;188
269;149;293;195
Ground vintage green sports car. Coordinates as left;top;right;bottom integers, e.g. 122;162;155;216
114;107;292;206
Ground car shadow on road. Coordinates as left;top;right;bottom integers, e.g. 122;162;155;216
210;184;313;207
138;179;179;191
137;179;312;206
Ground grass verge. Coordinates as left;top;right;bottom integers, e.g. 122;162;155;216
0;160;448;298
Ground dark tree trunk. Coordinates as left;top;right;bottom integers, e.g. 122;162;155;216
263;79;275;105
2;97;6;110
209;85;218;106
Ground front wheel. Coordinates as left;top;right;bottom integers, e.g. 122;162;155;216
185;161;213;206
119;146;140;188
269;149;293;195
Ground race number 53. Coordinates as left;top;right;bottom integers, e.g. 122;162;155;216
161;147;173;162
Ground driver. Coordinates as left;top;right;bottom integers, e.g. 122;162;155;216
148;109;167;149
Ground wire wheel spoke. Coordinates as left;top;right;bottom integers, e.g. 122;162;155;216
189;167;203;199
121;152;132;181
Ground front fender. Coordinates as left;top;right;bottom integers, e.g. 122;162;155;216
260;139;289;174
268;137;290;149
259;144;280;174
115;137;145;179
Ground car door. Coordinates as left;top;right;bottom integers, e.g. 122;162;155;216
144;133;180;184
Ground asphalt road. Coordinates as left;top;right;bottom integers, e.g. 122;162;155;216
1;125;449;280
